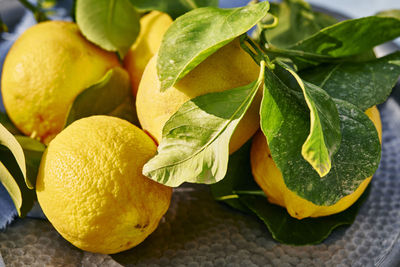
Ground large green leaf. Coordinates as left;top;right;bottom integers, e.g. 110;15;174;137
129;0;218;19
239;187;370;245
300;51;400;111
15;136;46;189
65;67;138;127
157;2;269;90
290;16;400;58
275;61;341;177
0;125;35;216
262;0;337;47
76;0;140;57
143;64;264;187
210;136;370;245
260;69;380;206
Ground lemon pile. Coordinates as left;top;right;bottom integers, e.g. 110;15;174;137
1;12;174;254
0;6;383;255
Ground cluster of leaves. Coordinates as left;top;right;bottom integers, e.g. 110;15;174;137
142;0;400;244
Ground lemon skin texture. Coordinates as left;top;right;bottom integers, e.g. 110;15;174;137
250;106;382;219
136;38;262;154
36;116;172;254
1;21;120;145
124;11;172;96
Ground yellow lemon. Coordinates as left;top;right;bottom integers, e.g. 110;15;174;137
1;21;121;144
136;38;262;153
124;11;172;96
250;106;382;219
36;116;172;254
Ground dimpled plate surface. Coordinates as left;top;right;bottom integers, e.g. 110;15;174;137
0;99;400;266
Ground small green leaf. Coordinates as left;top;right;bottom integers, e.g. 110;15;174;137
143;63;264;187
15;136;46;189
239;187;370;245
76;0;140;57
275;61;341;177
157;2;269;90
65;67;138;127
129;0;218;19
290;16;400;57
262;0;337;47
0;125;35;216
260;69;380;205
300;51;400;111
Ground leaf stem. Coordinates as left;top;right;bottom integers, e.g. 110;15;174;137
215;194;239;201
233;190;267;197
18;0;48;22
240;35;274;70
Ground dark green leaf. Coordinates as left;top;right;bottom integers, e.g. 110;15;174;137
143;65;264;187
239;186;370;245
262;0;337;47
130;0;219;19
157;2;269;90
76;0;140;57
211;134;370;245
300;51;400;111
210;141;254;212
275;61;341;177
0;124;35;216
65;67;138;127
290;16;400;57
15;136;46;189
260;69;380;205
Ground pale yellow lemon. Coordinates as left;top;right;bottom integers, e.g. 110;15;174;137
36;116;172;254
136;38;262;153
124;11;173;96
250;106;382;219
1;21;121;144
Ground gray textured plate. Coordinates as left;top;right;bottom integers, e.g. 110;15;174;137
1;2;400;267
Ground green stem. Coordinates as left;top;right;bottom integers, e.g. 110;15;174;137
240;35;275;70
233;190;266;197
18;0;48;22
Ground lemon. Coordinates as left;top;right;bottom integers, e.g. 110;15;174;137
136;38;262;153
250;106;382;219
1;21;121;145
124;11;172;96
36;116;172;254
